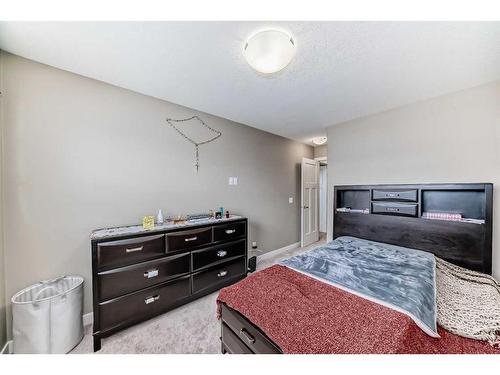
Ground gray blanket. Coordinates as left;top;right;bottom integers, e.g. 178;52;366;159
280;236;438;337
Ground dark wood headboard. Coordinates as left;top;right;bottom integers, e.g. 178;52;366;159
333;183;493;274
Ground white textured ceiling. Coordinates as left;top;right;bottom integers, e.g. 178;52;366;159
1;21;499;143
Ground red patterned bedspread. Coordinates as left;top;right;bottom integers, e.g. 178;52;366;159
217;265;499;354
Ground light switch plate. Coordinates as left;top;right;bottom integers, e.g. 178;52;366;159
289;196;293;204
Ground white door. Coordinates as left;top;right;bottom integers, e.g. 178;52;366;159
301;158;320;247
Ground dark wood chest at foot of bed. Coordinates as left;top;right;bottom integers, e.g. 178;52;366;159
91;218;248;352
220;304;282;354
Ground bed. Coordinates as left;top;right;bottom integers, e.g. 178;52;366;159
217;183;498;354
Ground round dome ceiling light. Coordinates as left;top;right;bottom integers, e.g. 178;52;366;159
243;29;296;74
312;137;327;145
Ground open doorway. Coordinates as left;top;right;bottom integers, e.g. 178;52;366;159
313;142;327;240
319;162;327;236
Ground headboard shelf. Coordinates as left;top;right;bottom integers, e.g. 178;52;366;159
421;189;486;220
333;183;493;274
337;189;370;211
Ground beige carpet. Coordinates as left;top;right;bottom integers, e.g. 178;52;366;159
71;236;326;354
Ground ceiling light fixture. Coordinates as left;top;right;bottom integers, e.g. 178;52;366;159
312;137;327;145
243;29;296;74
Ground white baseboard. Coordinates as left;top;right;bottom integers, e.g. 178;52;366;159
1;340;13;354
83;312;93;327
257;241;301;262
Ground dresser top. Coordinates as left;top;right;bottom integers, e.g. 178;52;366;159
91;215;245;240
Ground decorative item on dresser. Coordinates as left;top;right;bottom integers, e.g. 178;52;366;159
90;216;248;352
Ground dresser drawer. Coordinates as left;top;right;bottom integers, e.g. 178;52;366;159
222;323;253;354
98;275;190;332
97;253;191;301
97;234;165;270
221;304;281;354
372;189;418;202
165;227;212;253
372;202;418;217
213;221;246;242
192;239;246;271
192;258;246;295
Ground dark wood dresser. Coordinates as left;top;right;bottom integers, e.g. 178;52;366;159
91;217;248;352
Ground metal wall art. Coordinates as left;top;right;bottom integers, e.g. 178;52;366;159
165;115;222;173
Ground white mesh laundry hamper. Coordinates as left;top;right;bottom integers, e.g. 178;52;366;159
11;276;84;353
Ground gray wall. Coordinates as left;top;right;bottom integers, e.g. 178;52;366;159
0;52;6;350
0;223;4;350
0;244;4;351
314;145;327;159
0;236;4;350
0;52;313;338
327;80;500;277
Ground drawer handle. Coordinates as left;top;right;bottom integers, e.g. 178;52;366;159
217;270;228;277
145;295;160;305
185;236;198;242
216;250;228;258
126;246;144;253
225;229;236;234
239;328;255;344
386;193;400;198
144;269;159;278
386;207;400;212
